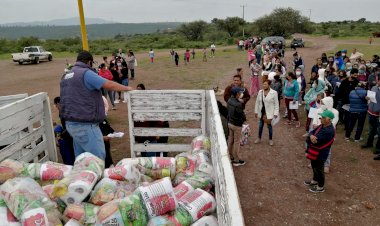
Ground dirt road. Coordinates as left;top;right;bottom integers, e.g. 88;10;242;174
0;35;379;225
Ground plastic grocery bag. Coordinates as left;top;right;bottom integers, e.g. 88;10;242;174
178;188;216;222
63;203;98;224
240;123;251;146
103;164;141;184
139;177;178;218
0;177;62;224
191;136;211;151
147;207;193;226
175;153;197;177
73;152;105;178
191;215;218;226
53;170;98;205
89;178;136;205
96;191;148;226
0;198;20;225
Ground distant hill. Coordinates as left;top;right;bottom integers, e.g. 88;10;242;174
0;22;182;40
1;17;116;26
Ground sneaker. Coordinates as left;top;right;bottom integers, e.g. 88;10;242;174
304;180;318;186
361;144;373;149
232;160;246;166
269;140;274;146
112;107;117;110
283;114;288;118
354;140;360;143
345;137;350;142
122;100;128;103
254;138;261;144
309;186;325;193
114;100;120;104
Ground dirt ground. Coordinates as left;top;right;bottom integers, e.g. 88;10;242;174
1;35;380;226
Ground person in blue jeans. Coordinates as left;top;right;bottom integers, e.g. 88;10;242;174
345;82;368;142
60;51;133;160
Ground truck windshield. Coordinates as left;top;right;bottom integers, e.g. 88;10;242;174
24;47;38;52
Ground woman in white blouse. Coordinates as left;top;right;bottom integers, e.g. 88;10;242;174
254;80;280;146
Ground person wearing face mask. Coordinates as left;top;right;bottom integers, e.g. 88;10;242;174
296;67;306;105
283;72;300;127
311;97;339;173
338;69;359;129
304;79;326;134
254;80;279;146
361;75;380;159
358;65;368;82
227;87;247;166
60;51;134;160
292;52;304;72
345;82;368;142
224;74;251;109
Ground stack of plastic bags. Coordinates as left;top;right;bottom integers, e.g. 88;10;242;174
0;135;218;225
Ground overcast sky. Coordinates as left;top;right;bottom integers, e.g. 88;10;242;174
1;0;379;24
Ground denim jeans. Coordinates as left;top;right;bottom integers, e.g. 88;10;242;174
366;114;380;148
258;118;273;140
66;121;106;160
103;89;115;107
345;111;367;140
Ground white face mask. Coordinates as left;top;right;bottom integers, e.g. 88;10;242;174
296;71;302;76
239;93;244;99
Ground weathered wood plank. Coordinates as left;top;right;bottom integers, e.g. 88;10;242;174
0;127;45;162
132;112;202;121
19;140;47;163
0;93;28;107
133;144;191;152
0;102;44;141
133;128;202;137
130;104;202;111
0;93;45;119
206;90;245;226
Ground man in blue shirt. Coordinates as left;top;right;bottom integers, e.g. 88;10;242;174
60;51;133;160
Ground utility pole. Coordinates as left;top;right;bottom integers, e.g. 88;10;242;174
77;0;89;51
308;9;312;21
240;4;247;38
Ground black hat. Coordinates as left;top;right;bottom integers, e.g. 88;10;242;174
350;68;359;74
77;51;94;63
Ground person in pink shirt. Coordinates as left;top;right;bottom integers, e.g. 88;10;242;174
247;48;255;67
250;58;261;96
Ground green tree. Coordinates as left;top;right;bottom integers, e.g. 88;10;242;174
252;7;314;37
177;20;208;41
212;17;246;37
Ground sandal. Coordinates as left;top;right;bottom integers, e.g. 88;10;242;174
295;121;301;128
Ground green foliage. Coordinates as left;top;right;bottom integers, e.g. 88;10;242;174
251;7;314;37
212;17;246;37
177;20;209;41
312;20;380;38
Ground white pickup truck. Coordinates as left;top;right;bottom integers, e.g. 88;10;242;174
12;46;53;65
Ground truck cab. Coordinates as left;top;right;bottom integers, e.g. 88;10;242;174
12;46;53;65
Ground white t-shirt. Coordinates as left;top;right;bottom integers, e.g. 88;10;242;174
211;44;216;49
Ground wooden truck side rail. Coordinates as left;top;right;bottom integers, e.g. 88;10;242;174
127;90;244;226
0;92;57;163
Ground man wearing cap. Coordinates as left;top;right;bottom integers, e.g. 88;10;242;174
224;74;251;109
227;86;247;166
304;110;336;193
60;51;133;160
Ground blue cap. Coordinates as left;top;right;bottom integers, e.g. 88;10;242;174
231;86;243;95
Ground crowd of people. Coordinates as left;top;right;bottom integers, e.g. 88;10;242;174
222;41;380;193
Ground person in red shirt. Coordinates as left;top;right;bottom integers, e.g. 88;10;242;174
98;63;116;109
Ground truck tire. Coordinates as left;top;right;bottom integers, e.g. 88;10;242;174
48;55;52;61
34;57;39;64
18;62;23;65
